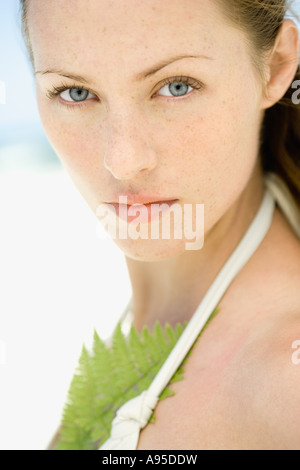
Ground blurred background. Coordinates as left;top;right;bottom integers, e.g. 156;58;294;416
0;0;131;450
0;0;300;451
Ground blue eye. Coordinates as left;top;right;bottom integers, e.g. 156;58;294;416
159;82;191;97
60;88;96;102
46;83;98;105
68;88;89;102
157;76;202;98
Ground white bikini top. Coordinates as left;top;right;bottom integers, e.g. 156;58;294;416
99;172;300;450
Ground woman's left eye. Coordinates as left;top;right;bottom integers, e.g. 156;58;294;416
156;77;202;98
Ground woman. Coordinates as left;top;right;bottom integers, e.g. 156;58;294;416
20;0;300;450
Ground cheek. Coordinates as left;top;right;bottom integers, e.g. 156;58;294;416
37;95;102;188
38;102;97;164
163;98;259;181
160;81;262;228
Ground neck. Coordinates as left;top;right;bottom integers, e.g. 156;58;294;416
125;163;265;333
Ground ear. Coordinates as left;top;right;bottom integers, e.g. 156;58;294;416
261;19;299;110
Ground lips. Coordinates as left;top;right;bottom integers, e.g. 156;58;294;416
107;193;178;206
105;199;179;224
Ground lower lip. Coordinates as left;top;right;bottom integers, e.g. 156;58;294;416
106;200;179;224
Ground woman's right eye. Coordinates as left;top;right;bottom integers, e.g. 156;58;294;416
60;88;97;103
46;85;98;105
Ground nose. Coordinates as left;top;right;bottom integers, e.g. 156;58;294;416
103;113;158;180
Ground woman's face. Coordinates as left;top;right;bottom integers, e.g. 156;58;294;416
29;0;265;261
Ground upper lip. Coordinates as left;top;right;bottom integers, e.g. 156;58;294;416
106;193;178;205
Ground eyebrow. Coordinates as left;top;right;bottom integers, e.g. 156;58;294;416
35;54;214;84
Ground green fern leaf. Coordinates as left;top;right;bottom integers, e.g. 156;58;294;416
55;307;220;450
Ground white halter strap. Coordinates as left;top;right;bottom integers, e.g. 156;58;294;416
264;172;300;239
99;176;278;450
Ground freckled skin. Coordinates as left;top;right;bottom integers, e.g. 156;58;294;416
30;0;267;261
28;0;298;314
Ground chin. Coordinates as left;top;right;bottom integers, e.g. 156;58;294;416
113;237;190;262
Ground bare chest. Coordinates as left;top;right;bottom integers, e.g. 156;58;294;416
136;311;289;450
136;215;300;450
137;346;251;448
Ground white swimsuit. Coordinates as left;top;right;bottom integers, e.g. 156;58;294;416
99;172;300;450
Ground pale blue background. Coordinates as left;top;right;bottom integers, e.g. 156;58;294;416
0;0;58;171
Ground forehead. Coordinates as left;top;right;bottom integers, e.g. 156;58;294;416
28;0;244;75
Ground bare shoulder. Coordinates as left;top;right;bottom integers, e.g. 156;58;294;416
192;205;300;450
241;306;300;450
240;206;300;449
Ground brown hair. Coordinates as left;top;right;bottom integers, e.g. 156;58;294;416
20;0;300;208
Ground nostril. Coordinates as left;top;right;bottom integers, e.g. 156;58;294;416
103;151;157;180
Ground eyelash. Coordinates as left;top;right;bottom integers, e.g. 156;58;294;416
46;75;203;110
